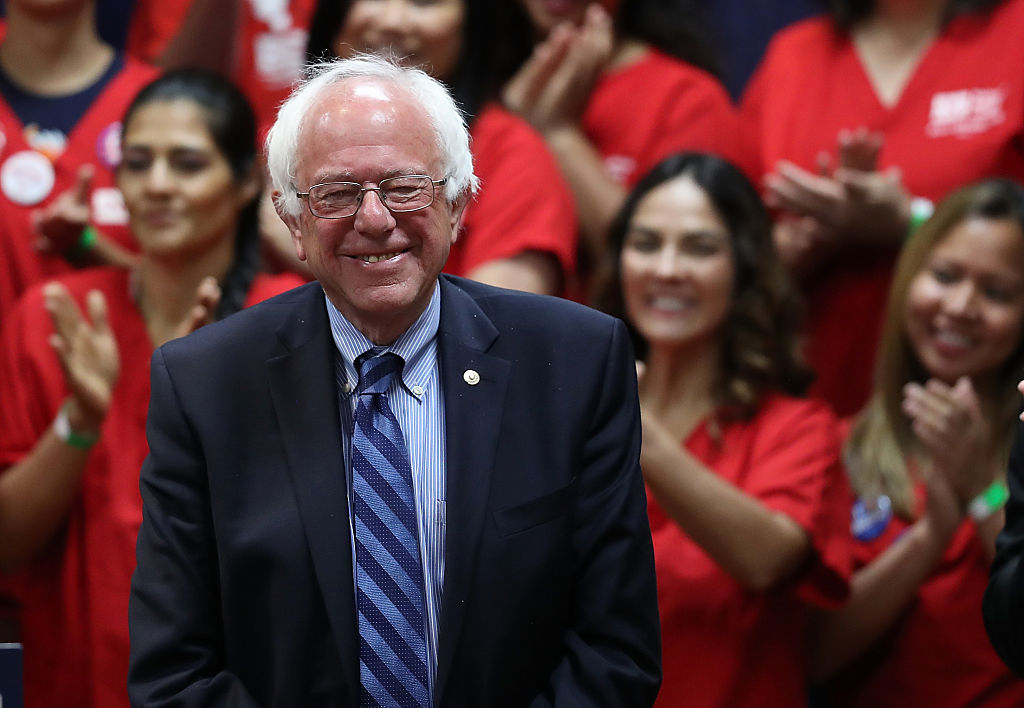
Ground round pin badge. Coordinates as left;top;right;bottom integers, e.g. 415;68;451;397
95;122;122;168
1;150;55;205
851;494;893;542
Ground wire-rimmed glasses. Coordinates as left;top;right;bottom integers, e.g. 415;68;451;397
296;175;448;219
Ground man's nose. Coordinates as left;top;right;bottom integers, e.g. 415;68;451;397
353;188;397;235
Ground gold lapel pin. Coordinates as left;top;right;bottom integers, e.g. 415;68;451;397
463;369;481;385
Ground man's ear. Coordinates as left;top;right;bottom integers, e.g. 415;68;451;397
271;190;307;262
448;193;470;244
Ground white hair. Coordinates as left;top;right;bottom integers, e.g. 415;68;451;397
266;54;480;218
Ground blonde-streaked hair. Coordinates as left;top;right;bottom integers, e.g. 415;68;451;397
845;179;1024;518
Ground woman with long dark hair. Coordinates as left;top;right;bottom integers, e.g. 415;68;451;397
0;69;301;708
597;152;850;707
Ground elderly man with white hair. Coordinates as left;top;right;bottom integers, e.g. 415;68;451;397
127;55;660;708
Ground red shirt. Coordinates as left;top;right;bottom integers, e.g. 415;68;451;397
584;49;741;188
0;58;158;318
740;3;1024;416
831;458;1024;705
233;0;318;141
0;267;302;708
649;395;851;708
446;104;578;285
125;0;193;61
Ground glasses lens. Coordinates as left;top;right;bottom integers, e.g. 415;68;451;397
309;182;362;218
381;176;433;212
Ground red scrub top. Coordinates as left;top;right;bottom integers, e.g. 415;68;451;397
583;49;741;188
234;0;318;140
740;2;1024;417
445;104;578;288
0;57;158;318
0;266;302;708
126;0;193;61
831;478;1024;706
650;394;851;708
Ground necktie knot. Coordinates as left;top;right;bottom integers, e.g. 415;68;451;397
355;350;403;396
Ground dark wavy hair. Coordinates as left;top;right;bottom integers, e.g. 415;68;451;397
821;0;1006;30
305;0;520;120
594;152;812;419
121;69;261;320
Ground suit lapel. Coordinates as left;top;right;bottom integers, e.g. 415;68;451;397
433;277;510;704
265;284;360;705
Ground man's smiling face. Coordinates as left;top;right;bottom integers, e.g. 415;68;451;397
283;77;464;343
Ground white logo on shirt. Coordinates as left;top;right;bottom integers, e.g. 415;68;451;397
926;87;1007;139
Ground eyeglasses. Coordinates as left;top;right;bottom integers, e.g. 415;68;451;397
296;175;448;219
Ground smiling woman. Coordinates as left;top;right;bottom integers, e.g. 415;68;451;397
0;70;302;708
595;152;851;708
819;179;1024;707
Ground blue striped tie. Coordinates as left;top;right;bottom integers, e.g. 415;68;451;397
351;350;429;708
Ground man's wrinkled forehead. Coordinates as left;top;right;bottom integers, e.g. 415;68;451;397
299;77;415;146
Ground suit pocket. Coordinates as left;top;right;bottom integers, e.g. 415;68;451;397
493;476;577;537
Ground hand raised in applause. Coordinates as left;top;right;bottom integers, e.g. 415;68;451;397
764;128;911;271
903;377;995;505
33;165;93;256
43;282;119;433
503;4;613;135
171;276;222;341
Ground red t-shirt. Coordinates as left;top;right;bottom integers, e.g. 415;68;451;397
0;57;158;318
0;266;302;708
740;2;1024;417
583;49;741;188
830;432;1024;706
125;0;193;61
234;0;318;141
649;395;851;708
445;104;578;286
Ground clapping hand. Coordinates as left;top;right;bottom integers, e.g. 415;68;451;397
43;282;119;432
172;276;222;340
503;3;613;134
33;165;93;256
764;128;911;271
903;377;994;504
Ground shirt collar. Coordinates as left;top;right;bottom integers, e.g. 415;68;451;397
325;281;441;398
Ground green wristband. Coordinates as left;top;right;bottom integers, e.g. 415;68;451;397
967;479;1009;522
53;405;99;450
906;197;934;240
66;225;99;261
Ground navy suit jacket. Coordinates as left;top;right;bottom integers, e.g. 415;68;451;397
985;419;1024;677
128;275;661;707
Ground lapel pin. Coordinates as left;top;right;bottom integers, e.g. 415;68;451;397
463;369;480;386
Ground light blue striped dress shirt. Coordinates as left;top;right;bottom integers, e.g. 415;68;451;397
325;283;446;698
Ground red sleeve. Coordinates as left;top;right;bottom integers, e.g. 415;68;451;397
244;272;306;307
0;286;67;469
640;63;743;177
736;56;770;183
453;105;578;278
125;0;194;62
744;397;853;607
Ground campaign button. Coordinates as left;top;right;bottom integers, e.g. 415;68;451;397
1;150;55;206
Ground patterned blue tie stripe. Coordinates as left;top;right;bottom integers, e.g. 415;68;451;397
352;351;429;708
350;448;419;559
353;530;424;630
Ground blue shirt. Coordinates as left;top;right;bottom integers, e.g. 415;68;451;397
325;284;446;697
